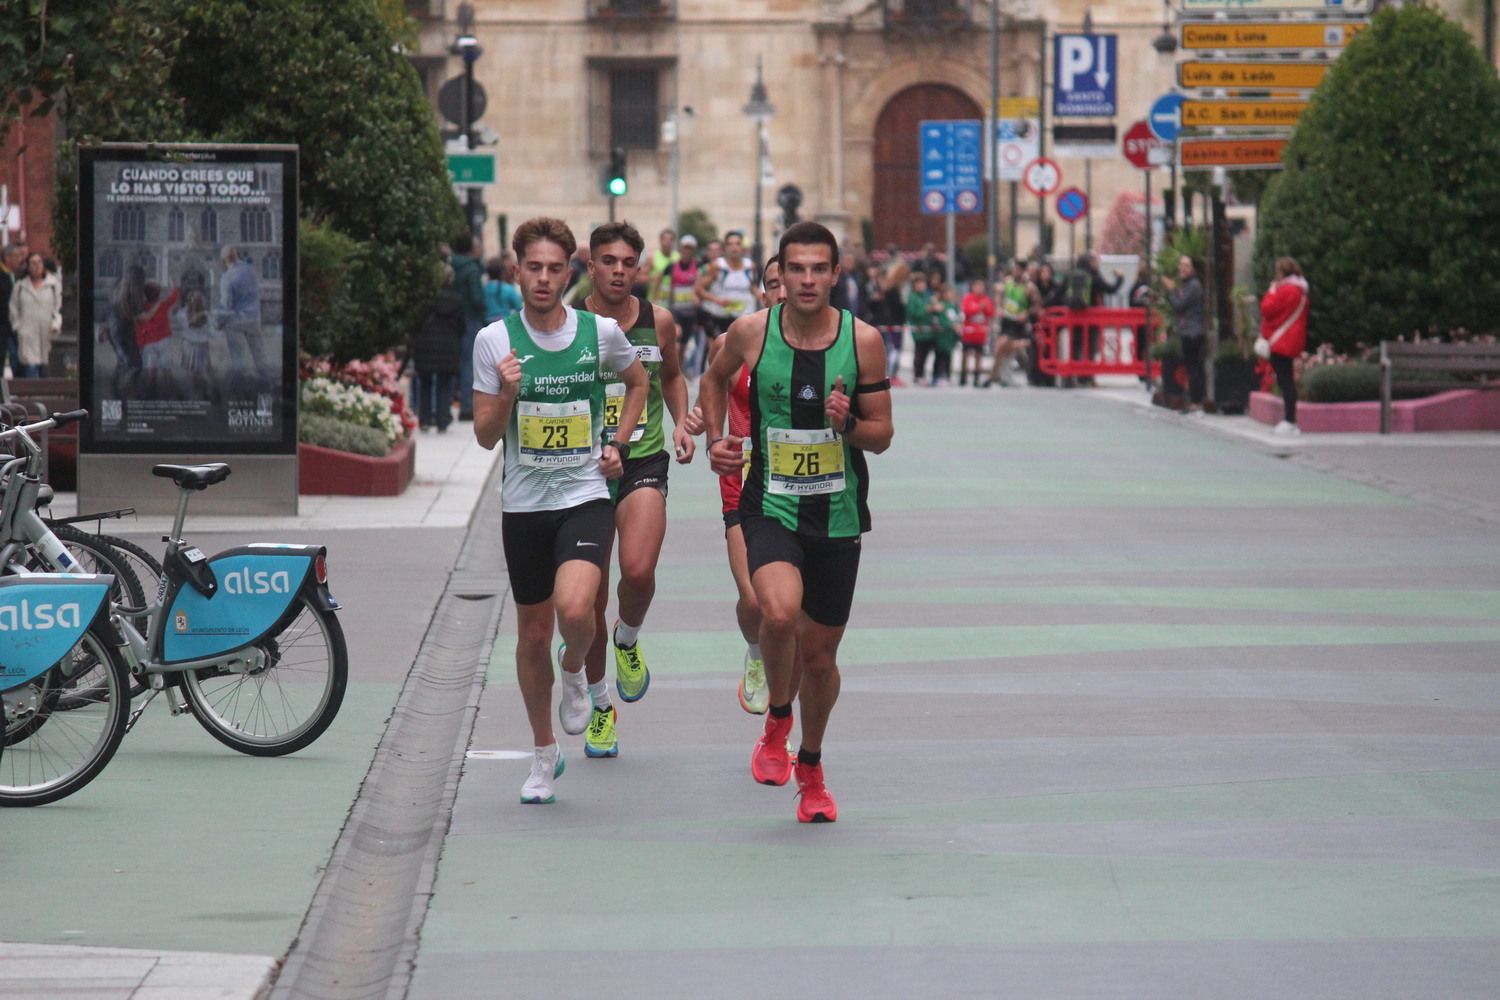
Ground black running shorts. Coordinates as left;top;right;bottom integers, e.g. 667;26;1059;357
740;514;862;628
609;449;670;506
501;498;614;605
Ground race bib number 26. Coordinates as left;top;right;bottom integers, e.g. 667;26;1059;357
767;427;844;496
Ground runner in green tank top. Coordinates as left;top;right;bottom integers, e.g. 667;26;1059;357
571;222;694;760
471;217;648;805
699;222;894;824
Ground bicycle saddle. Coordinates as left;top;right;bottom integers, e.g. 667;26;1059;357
152;463;232;491
33;484;54;507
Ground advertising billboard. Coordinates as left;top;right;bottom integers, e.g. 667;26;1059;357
78;144;298;455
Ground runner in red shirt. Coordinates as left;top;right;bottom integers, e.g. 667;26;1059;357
684;256;785;715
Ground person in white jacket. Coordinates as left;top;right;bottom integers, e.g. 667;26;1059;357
7;253;61;377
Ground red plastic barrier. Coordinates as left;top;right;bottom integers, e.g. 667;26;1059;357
1035;307;1163;380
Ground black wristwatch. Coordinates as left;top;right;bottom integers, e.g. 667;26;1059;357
604;439;631;461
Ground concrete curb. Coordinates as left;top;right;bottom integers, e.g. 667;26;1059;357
269;461;507;999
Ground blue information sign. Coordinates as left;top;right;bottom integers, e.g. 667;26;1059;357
1054;34;1118;118
919;119;983;216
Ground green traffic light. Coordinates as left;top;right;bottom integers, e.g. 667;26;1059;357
608;177;627;197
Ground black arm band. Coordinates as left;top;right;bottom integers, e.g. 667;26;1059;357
856;380;891;394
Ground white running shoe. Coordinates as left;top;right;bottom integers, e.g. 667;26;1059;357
558;667;591;735
520;745;565;804
1273;420;1301;437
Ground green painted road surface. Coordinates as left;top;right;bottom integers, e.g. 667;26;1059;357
413;388;1500;999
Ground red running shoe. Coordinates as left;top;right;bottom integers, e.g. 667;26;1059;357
751;713;794;786
794;761;837;823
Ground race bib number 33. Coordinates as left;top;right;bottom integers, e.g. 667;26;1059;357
767;427;845;496
518;400;592;468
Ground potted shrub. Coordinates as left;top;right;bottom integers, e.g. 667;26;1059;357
298;353;418;495
1151;337;1186;409
1210;285;1259;414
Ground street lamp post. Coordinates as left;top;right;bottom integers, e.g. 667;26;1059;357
742;57;775;274
451;2;484;240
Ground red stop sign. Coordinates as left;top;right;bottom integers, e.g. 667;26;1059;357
1122;120;1170;170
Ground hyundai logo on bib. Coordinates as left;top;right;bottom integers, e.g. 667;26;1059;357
0;599;83;631
223;567;292;596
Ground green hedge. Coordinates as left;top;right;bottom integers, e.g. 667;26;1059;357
299;413;390;457
1301;363;1472;403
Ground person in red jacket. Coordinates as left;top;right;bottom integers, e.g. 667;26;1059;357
958;277;994;387
1259;257;1309;437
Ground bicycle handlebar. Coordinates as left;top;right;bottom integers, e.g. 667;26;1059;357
51;409;90;428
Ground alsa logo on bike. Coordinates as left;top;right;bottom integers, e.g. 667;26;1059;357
0;599;83;631
223;567;293;596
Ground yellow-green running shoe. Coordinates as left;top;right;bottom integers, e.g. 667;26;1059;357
613;624;651;702
738;651;768;714
585;705;618;758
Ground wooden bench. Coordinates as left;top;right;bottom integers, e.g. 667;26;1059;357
1379;341;1500;434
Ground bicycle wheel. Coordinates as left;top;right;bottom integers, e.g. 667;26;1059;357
90;532;163;607
35;525;149;702
0;622;130;807
180;594;347;757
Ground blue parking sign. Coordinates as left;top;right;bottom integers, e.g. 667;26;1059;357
919;120;983;216
1054;34;1117;118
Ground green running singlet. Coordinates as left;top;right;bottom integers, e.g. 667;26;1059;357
584;293;665;459
741;304;870;539
501;310;605;510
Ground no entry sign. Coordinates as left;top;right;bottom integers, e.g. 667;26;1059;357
1122;120;1171;170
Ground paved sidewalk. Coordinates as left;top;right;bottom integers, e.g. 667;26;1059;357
0;427;499;1000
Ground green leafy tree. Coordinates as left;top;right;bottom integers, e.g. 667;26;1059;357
4;0;459;362
170;0;460;360
1255;3;1500;352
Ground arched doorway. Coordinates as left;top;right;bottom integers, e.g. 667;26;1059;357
872;84;987;252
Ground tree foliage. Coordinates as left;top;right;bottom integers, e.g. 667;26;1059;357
5;0;459;361
1255;3;1500;351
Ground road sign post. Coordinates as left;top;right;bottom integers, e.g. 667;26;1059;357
919;120;984;215
1022;157;1062;198
1122;120;1171;170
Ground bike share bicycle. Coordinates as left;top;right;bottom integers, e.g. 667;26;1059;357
2;411;347;806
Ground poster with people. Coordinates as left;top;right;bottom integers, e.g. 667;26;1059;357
78;144;298;454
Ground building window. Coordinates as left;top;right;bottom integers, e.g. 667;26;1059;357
902;0;961;16
241;206;273;244
168;207;185;242
111;206;146;242
98;249;121;281
262;250;281;281
611;67;659;151
200;207;219;244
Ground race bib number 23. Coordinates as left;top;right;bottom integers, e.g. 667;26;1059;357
518;400;592;468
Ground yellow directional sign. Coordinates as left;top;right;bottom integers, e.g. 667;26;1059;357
1182;99;1308;128
1182;21;1368;50
1179;60;1330;90
997;96;1039;119
1179;136;1289;170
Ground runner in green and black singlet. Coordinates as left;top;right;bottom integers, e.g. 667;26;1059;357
740;303;871;540
699;221;894;825
572;222;694;760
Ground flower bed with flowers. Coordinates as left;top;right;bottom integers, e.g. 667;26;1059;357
298;353;416;457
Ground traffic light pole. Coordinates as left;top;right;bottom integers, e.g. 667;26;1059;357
461;38;483;240
608;194;616;223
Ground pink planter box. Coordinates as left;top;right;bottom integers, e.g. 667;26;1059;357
1250;389;1500;433
299;435;415;496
